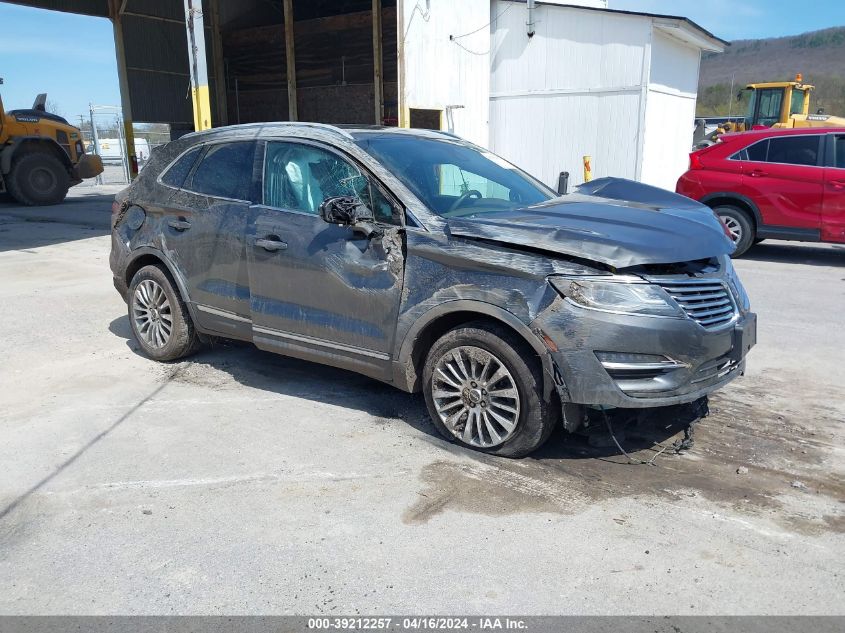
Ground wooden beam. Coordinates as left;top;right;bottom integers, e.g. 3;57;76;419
209;0;228;126
283;0;297;121
372;0;383;125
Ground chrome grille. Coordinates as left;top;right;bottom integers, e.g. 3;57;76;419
659;279;736;329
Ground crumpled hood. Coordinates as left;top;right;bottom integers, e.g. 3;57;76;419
446;178;732;268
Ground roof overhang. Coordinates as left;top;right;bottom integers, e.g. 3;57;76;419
653;18;725;53
526;2;728;53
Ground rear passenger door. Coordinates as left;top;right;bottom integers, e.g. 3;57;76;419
739;134;824;233
163;141;258;337
822;133;845;243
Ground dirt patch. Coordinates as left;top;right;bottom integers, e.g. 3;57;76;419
406;377;845;534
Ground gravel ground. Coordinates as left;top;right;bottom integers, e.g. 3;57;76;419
0;187;843;615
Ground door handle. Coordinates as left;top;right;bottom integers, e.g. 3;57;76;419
749;170;767;178
168;218;191;231
255;237;288;252
830;179;845;189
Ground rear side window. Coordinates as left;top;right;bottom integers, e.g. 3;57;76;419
767;136;820;166
833;136;845;169
186;142;255;201
160;146;201;188
745;140;768;162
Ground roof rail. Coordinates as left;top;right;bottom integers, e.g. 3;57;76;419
184;121;355;140
279;122;355;139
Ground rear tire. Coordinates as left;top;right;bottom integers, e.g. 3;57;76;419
714;205;755;257
422;321;557;458
6;151;70;206
128;265;201;362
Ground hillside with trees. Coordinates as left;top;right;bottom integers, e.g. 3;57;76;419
697;26;845;118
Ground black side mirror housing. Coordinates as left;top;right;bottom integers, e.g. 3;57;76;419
319;196;380;238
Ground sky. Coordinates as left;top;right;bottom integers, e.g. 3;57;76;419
0;3;119;122
610;0;845;40
0;0;843;121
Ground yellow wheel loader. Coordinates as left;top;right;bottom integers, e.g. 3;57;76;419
0;90;103;206
701;75;845;145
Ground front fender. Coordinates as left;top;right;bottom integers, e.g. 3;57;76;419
391;299;559;402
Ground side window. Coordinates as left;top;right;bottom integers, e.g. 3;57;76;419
263;141;398;223
833;135;845;169
767;136;820;167
186;142;255;200
160;146;201;188
746;140;768;162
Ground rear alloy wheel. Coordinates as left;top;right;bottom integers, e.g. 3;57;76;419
714;205;755;257
422;321;557;457
128;265;200;361
133;279;174;349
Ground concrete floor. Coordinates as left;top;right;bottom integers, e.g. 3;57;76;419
0;187;843;615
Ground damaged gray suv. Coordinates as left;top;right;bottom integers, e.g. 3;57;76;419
110;123;756;457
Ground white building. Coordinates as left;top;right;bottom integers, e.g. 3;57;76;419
398;0;725;191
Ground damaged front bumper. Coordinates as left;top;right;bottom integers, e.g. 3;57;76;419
532;291;757;414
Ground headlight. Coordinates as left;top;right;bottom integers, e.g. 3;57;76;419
549;276;683;318
723;257;751;313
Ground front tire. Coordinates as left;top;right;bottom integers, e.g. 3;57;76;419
128;265;200;361
714;205;755;257
6;152;70;206
422;321;556;457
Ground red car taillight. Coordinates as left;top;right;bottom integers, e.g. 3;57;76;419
689;152;704;170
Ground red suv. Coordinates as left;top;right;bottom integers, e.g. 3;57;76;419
677;128;845;256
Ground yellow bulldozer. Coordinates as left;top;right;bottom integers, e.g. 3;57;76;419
0;87;103;205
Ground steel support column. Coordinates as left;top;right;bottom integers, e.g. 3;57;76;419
109;0;138;179
184;0;212;131
372;0;383;125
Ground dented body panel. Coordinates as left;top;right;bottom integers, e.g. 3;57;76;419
110;123;755;432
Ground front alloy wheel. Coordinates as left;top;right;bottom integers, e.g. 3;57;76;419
431;346;521;448
422;321;557;457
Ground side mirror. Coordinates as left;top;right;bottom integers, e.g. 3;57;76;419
557;171;569;195
319;196;380;238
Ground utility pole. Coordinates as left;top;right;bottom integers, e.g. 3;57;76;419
728;72;735;119
89;104;103;185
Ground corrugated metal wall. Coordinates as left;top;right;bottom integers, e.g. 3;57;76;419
489;1;650;187
400;0;490;147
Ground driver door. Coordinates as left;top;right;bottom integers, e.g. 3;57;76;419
246;140;405;379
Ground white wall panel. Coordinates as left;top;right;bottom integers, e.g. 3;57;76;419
640;32;701;191
640;89;697;191
491;1;649;97
650;30;700;97
490;91;641;188
400;0;491;146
